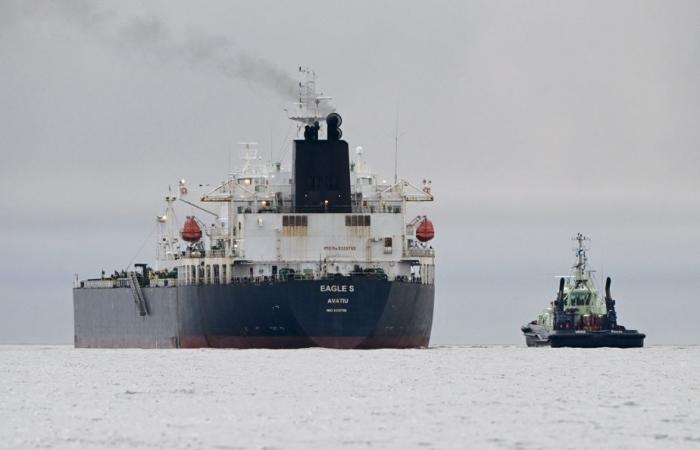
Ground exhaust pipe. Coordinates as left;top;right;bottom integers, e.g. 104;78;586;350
555;277;565;311
558;277;565;299
554;277;566;329
604;276;617;327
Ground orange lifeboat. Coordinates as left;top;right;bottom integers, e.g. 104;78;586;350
416;217;435;242
180;216;202;242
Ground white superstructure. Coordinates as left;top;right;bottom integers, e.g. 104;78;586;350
154;71;435;287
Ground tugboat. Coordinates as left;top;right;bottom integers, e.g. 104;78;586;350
521;234;645;348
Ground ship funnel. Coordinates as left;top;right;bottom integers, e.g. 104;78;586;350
554;277;566;314
604;276;618;327
558;277;565;299
292;112;351;213
326;113;343;140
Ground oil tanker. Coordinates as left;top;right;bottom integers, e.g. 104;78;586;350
73;70;436;349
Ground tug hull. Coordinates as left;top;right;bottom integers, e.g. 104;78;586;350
521;324;550;347
548;330;645;348
521;326;645;348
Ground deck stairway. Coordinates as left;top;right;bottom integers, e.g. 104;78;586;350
127;271;149;316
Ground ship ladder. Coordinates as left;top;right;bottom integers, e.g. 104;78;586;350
127;271;149;316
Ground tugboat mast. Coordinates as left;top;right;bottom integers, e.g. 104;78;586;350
572;232;590;282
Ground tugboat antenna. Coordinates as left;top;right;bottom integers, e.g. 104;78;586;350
572;233;591;276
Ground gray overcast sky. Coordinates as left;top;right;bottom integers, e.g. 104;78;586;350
1;0;698;344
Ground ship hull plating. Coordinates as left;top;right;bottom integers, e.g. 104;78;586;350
521;324;550;347
548;330;645;348
519;327;646;348
74;279;434;349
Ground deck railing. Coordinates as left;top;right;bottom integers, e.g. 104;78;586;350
79;273;431;288
403;247;435;257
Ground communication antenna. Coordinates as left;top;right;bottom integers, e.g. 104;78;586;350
238;142;259;174
289;67;333;128
394;125;398;184
269;123;273;165
394;109;407;184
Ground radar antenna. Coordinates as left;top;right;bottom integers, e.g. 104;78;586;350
288;67;334;128
572;233;591;278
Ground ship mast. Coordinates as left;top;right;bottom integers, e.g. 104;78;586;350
572;233;590;282
155;189;179;269
239;142;260;175
288;67;333;130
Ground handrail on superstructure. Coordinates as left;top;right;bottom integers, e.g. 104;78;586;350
378;179;434;202
200;179;256;203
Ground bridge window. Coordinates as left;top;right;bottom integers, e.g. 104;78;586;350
283;215;308;227
345;215;370;227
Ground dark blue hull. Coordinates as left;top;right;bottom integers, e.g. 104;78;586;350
549;330;645;348
521;325;645;348
177;279;434;348
74;279;434;349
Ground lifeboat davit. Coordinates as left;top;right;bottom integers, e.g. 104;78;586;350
180;216;202;242
416;217;435;242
